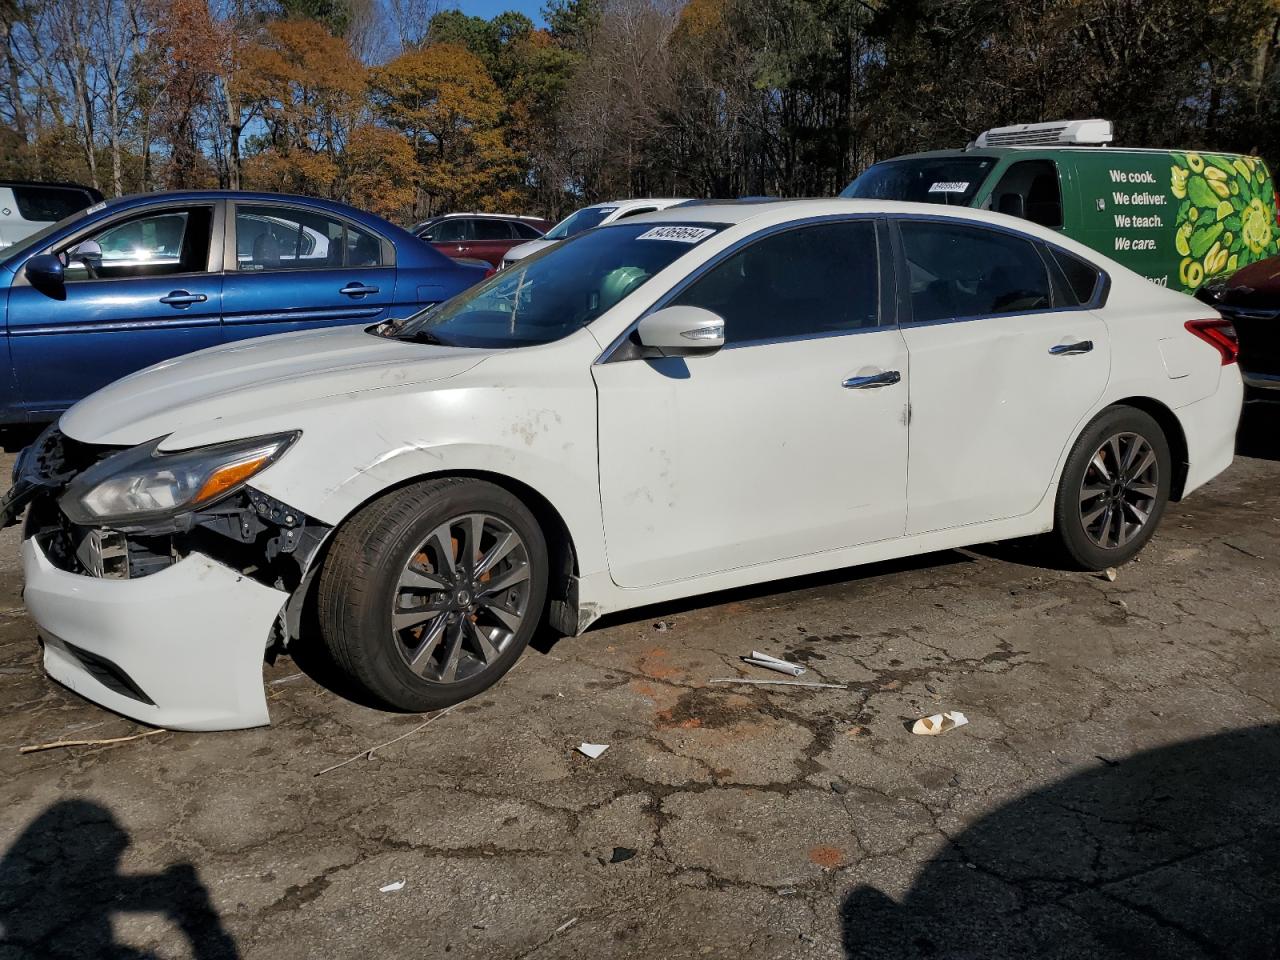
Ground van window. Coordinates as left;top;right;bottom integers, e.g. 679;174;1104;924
990;160;1063;228
899;220;1052;323
842;157;994;206
11;185;97;222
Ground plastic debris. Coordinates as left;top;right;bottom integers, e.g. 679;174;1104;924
742;651;805;676
911;711;969;736
1103;567;1118;582
709;678;846;689
830;780;850;795
653;620;670;632
577;742;609;759
609;846;637;863
380;880;406;893
555;917;579;935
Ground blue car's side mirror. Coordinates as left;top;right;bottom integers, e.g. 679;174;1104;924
25;254;66;300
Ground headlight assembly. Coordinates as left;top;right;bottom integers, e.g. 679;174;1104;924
61;432;299;526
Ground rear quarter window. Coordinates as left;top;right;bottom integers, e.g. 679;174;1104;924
1048;247;1104;305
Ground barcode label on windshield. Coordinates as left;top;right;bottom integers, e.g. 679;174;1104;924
927;182;970;194
636;226;716;243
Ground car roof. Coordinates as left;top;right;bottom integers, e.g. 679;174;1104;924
874;146;1261;161
590;198;690;210
427;212;545;221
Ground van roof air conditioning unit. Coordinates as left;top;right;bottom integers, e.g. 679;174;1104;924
975;119;1113;148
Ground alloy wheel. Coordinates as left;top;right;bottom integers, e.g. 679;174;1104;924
1078;432;1160;550
391;513;532;683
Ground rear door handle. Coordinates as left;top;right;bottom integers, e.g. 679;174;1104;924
842;370;901;389
340;283;380;298
1049;340;1094;356
159;290;207;307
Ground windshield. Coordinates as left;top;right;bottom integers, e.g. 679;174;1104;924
841;157;995;206
386;221;725;349
0;207;96;266
543;205;616;240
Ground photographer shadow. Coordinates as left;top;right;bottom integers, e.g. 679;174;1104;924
0;798;238;959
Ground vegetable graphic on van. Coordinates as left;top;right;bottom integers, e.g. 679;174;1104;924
1171;152;1277;291
842;119;1279;294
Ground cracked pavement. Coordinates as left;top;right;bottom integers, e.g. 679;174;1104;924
2;407;1279;959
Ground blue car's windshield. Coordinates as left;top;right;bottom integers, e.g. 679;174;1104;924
543;205;615;240
387;222;725;349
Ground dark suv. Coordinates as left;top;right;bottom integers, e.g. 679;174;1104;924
413;214;551;268
1197;254;1280;400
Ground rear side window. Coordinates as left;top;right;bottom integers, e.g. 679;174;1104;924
899;220;1052;323
236;205;382;271
10;185;95;222
474;219;514;240
672;220;880;345
1048;247;1102;305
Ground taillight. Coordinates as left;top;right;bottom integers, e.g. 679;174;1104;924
1185;318;1238;365
483;267;496;279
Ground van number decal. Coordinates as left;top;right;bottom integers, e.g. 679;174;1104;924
635;226;716;243
927;182;970;194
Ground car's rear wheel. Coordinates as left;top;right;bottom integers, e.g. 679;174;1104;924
316;478;548;711
1052;406;1172;570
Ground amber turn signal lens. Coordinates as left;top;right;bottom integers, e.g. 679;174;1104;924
191;453;273;506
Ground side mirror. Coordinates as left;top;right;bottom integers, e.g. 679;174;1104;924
24;254;66;299
997;194;1026;219
635;305;725;355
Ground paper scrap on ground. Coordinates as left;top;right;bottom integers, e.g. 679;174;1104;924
911;711;969;736
577;742;609;759
380;880;406;893
742;651;805;676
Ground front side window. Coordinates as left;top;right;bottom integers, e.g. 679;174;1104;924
236;205;378;271
544;206;615;240
60;207;213;281
990;160;1063;228
425;219;469;242
387;221;724;348
899;220;1052;323
843;157;995;207
671;220;879;345
513;221;544;239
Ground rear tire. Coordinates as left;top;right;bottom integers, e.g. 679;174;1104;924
317;478;548;712
1051;406;1172;570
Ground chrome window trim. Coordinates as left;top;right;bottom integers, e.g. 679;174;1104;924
595;213;888;364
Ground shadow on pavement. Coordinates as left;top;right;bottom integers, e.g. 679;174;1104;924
1237;403;1280;461
0;799;239;959
841;724;1280;959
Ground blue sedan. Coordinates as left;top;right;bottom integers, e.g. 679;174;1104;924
0;190;488;425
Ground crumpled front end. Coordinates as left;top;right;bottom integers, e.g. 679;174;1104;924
9;425;330;730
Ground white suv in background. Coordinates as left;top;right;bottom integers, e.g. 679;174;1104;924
500;197;690;268
0;181;102;249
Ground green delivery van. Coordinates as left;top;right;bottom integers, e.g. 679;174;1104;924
841;119;1280;294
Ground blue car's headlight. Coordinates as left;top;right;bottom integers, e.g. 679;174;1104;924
61;432;299;525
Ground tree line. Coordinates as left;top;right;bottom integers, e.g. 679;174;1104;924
2;0;1278;222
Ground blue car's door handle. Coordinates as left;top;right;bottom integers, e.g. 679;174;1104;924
340;283;380;298
159;290;207;308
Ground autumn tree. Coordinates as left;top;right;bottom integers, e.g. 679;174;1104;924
236;18;366;197
370;42;518;215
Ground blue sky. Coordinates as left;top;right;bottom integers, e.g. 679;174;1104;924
443;0;547;25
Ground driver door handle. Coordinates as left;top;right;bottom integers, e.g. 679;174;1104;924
159;291;207;307
1049;340;1094;356
339;283;380;297
842;370;901;389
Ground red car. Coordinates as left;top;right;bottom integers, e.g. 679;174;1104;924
412;213;551;268
1197;254;1280;400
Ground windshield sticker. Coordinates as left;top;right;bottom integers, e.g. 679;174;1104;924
635;225;716;243
927;182;970;194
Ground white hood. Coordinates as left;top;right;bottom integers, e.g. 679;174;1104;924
60;325;490;447
503;238;554;263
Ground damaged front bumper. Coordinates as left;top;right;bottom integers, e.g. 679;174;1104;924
9;425;330;730
24;537;288;730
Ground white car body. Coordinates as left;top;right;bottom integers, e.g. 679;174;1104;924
15;199;1241;730
500;198;691;268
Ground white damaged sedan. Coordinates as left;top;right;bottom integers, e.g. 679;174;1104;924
6;200;1242;730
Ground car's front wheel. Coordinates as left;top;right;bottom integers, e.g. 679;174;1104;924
1052;406;1172;570
316;478;548;711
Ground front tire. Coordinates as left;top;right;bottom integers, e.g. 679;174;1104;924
1052;406;1172;570
316;478;548;712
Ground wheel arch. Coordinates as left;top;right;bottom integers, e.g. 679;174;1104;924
1108;396;1190;501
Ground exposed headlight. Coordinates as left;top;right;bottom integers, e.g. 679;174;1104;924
62;432;299;525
